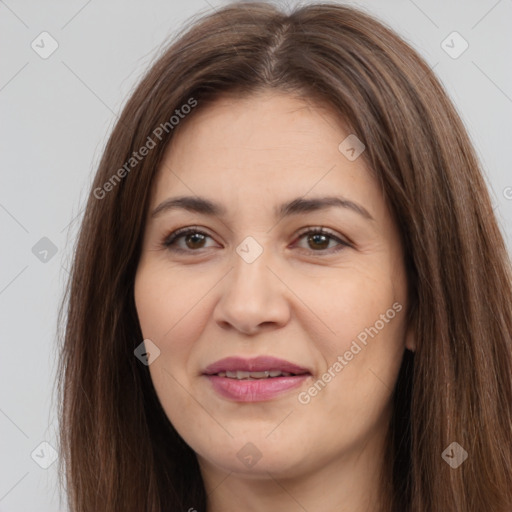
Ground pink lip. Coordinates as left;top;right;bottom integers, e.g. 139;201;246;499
203;356;310;375
203;356;311;402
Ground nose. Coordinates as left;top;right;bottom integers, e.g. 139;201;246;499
212;244;291;336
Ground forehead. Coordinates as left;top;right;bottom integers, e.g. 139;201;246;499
165;90;351;162
151;91;376;205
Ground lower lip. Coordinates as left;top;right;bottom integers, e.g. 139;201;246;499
205;375;310;402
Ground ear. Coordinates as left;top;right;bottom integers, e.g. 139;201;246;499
404;319;416;352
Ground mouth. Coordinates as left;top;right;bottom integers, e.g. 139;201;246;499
202;356;312;402
213;369;307;379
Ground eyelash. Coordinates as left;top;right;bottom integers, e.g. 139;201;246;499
161;225;351;256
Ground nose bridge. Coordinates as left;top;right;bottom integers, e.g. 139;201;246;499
230;234;273;297
213;233;289;333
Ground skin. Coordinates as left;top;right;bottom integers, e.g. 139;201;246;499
134;90;415;512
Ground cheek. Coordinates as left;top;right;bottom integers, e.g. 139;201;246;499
134;265;201;424
134;263;205;345
134;262;220;424
306;265;403;354
298;298;405;456
134;265;214;438
305;265;407;413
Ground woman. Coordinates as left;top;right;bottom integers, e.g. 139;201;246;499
57;2;512;511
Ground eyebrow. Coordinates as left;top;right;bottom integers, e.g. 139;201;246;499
150;195;374;221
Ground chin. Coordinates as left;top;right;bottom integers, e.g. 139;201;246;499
194;435;314;479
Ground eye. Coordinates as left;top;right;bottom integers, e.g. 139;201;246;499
162;226;216;252
293;227;351;254
161;226;351;255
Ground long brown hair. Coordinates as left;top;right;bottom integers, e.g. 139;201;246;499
57;2;512;510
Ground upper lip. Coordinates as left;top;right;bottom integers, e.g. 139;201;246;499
203;356;311;375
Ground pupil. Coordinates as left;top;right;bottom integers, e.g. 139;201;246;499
309;233;328;249
186;233;205;249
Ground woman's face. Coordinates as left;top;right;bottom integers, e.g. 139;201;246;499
134;90;414;481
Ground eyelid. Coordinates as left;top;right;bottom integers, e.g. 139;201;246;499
294;226;351;245
162;225;216;248
162;225;352;254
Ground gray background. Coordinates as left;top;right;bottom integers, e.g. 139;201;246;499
1;0;511;510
